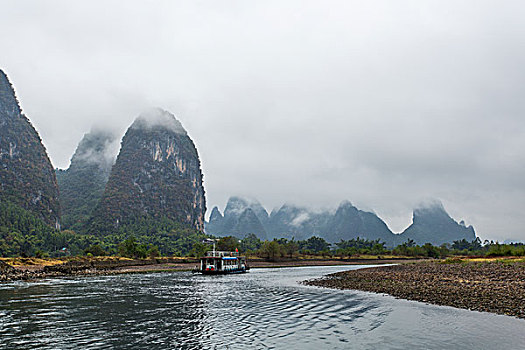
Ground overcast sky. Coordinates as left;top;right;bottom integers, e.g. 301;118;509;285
1;1;524;241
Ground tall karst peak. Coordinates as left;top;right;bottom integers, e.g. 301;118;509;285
56;128;120;230
224;196;269;221
69;128;120;174
205;197;269;240
325;200;395;246
90;108;206;234
131;108;187;135
399;200;476;245
209;206;223;222
0;69;60;227
0;69;21;118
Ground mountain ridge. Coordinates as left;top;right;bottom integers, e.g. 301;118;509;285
0;69;60;227
56;129;119;230
398;202;476;245
88;108;206;235
206;196;477;246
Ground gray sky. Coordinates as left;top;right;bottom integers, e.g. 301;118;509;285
1;1;524;242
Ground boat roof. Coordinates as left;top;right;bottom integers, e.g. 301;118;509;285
205;251;240;257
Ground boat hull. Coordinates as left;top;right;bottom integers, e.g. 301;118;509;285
199;268;248;275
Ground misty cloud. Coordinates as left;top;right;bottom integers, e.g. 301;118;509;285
73;128;121;171
1;1;524;241
291;212;311;227
132;108;187;135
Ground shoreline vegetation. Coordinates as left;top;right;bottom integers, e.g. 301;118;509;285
305;258;525;319
0;255;417;282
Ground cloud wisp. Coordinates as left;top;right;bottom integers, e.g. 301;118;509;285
0;1;524;241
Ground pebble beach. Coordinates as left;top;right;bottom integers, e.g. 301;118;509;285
305;260;525;319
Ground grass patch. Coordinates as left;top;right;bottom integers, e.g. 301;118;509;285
441;257;465;264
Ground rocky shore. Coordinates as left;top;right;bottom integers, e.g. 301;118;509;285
305;260;525;319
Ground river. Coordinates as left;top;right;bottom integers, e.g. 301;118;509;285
0;265;524;349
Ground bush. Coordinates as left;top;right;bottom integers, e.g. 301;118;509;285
84;244;106;257
147;245;160;258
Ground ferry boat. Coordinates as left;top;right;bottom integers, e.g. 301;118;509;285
194;249;249;275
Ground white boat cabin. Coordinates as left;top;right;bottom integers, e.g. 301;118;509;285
198;250;248;274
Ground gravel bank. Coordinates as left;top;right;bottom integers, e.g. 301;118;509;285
305;261;525;319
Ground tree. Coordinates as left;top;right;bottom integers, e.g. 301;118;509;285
422;243;440;258
405;239;416;247
284;239;299;258
118;236;137;257
147;245;160;258
259;241;281;261
118;236;147;258
301;236;330;254
240;233;262;253
218;236;240;251
84;244;106;256
189;241;208;258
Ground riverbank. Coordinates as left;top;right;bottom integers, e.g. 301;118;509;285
305;258;525;319
0;257;196;281
0;256;416;282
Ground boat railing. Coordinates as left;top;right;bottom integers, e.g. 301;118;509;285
205;251;240;257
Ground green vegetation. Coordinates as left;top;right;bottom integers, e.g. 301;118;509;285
56;166;108;232
0;74;61;227
88;114;206;235
216;235;525;262
55;130;116;231
0;201;207;258
1;201;523;260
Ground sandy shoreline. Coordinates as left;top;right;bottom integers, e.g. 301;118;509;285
305;260;525;319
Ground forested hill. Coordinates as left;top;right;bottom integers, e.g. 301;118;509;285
0;69;60;227
56;129;119;231
88;109;206;235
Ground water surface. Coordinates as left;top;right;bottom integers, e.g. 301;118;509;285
0;265;524;349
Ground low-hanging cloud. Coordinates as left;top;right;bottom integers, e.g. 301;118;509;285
0;0;524;242
132;108;187;135
73;127;121;172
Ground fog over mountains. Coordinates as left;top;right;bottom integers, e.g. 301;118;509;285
206;197;476;246
56;129;119;230
2;2;525;241
0;67;483;249
88;109;207;235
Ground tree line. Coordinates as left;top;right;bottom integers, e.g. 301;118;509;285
189;234;525;261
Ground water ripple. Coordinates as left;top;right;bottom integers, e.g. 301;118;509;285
0;266;524;350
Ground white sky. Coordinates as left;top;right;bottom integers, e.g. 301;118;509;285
1;1;524;241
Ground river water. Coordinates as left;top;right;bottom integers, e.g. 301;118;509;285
0;265;524;349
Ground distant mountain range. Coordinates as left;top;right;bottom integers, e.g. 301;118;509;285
206;197;476;246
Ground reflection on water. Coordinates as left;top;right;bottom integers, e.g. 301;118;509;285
0;265;524;349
